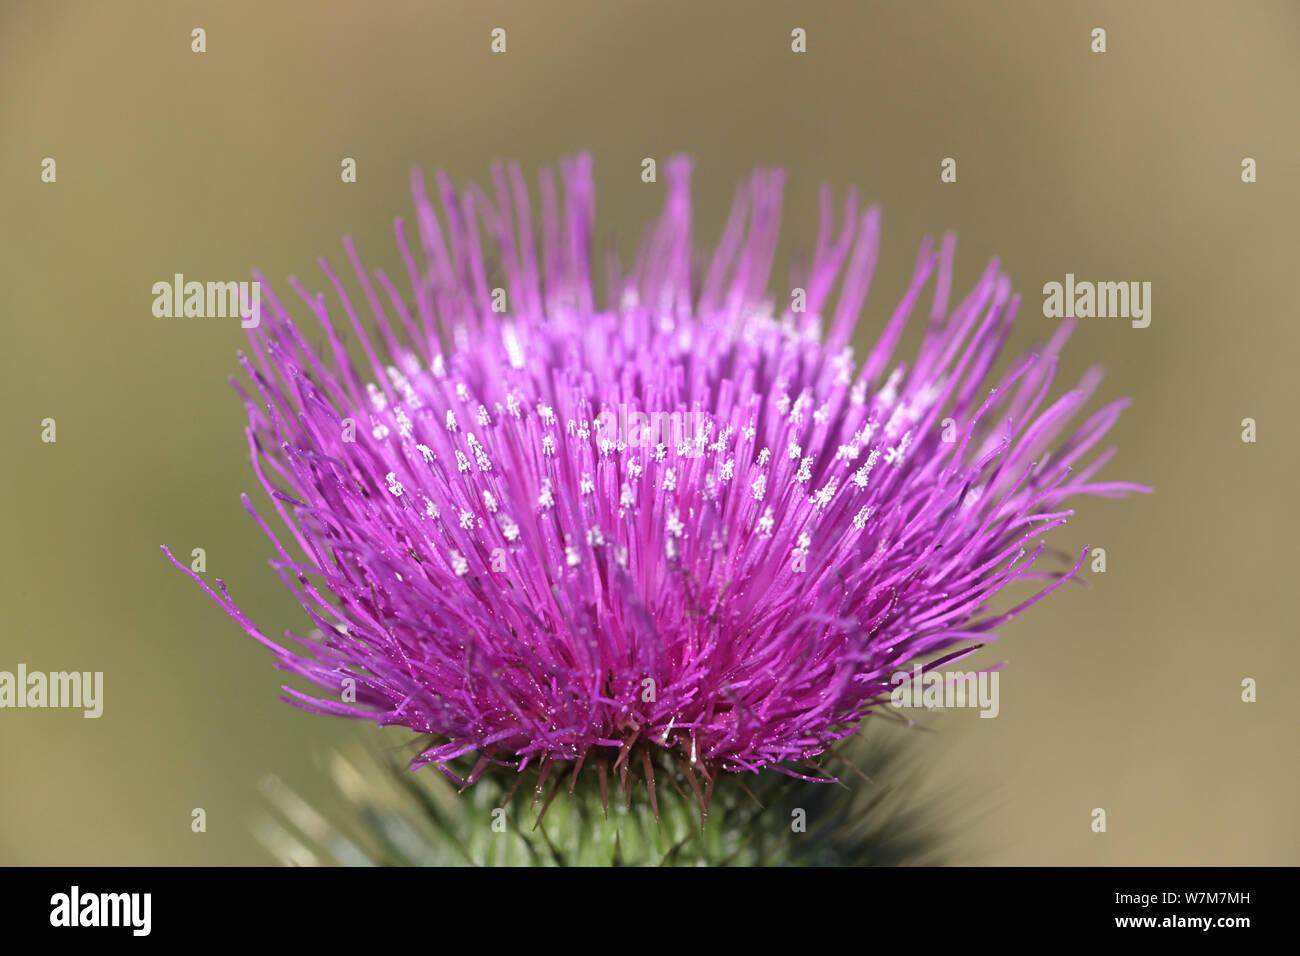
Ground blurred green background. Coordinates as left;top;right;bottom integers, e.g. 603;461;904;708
2;0;1296;864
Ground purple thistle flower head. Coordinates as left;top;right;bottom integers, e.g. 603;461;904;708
167;154;1146;795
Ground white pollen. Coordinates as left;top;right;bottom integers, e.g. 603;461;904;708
395;407;413;438
789;393;810;424
449;550;468;576
812;477;838;507
852;449;880;488
502;325;525;369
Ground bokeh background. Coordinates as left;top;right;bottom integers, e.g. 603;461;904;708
2;0;1296;865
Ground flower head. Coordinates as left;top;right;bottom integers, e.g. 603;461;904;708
167;155;1146;797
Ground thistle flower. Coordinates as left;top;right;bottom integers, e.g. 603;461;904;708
166;154;1146;807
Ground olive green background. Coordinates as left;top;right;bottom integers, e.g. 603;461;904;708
2;0;1296;865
